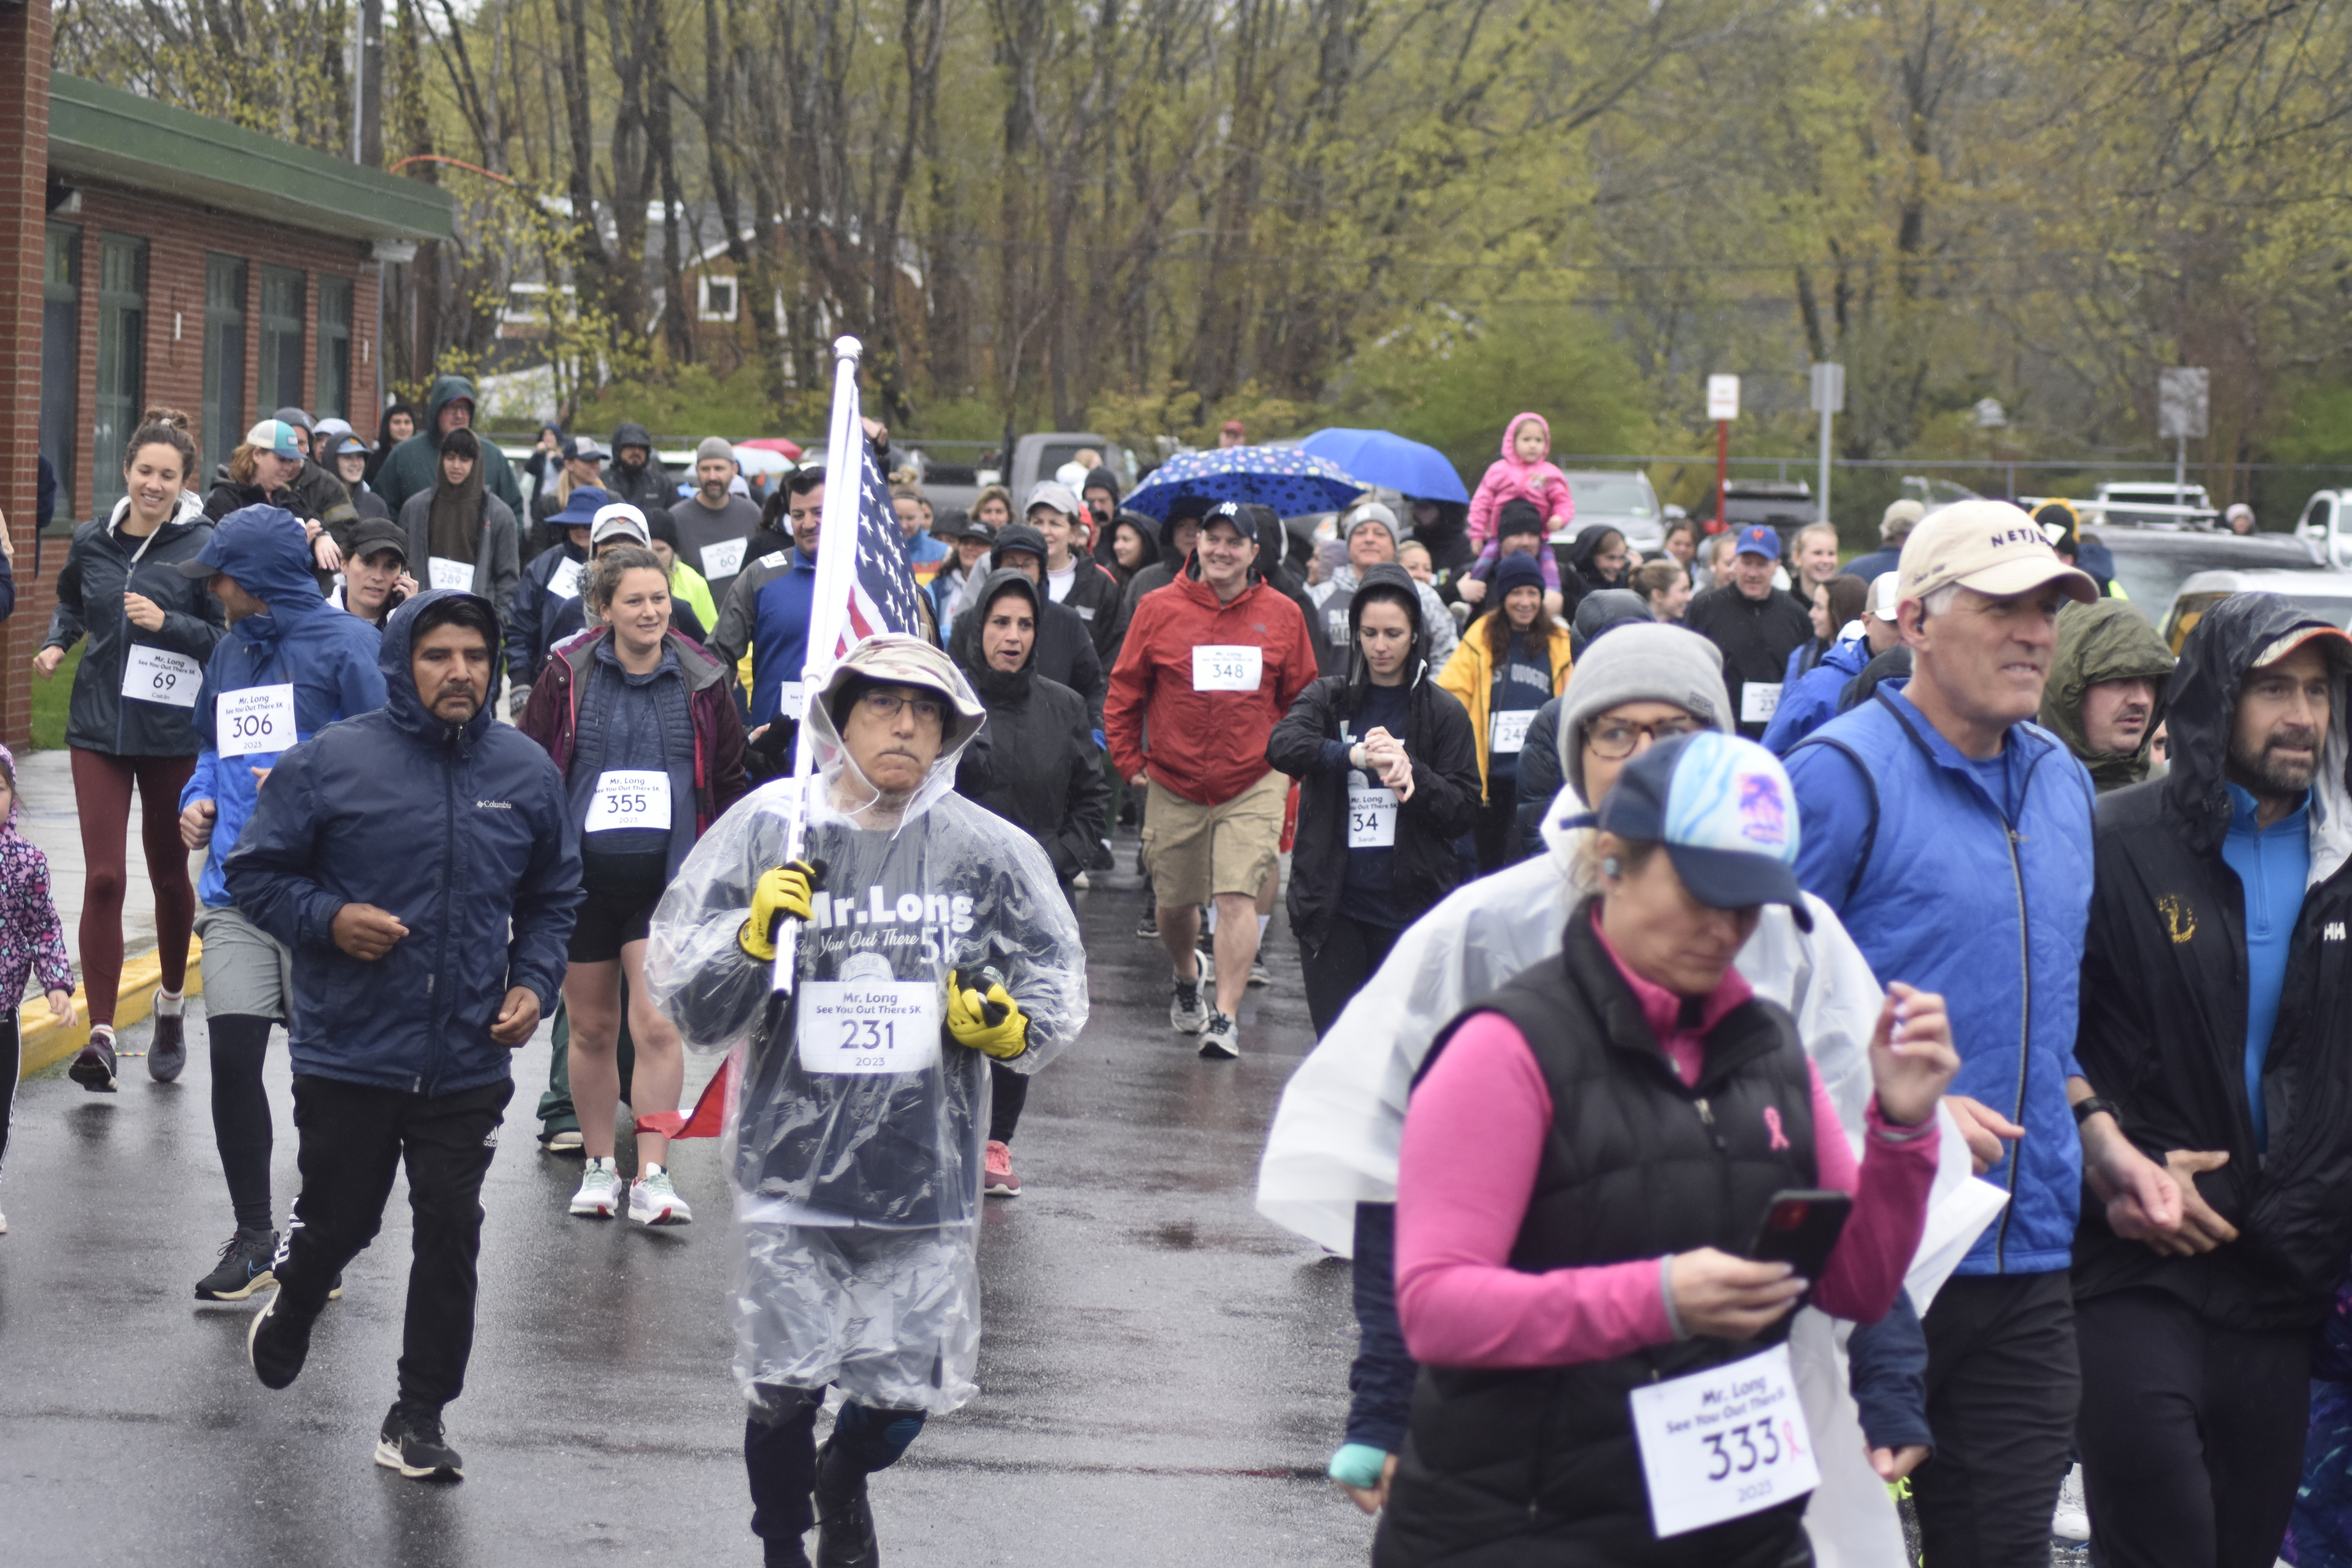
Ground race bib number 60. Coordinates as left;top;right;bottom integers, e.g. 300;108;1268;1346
798;977;942;1076
1627;1343;1820;1538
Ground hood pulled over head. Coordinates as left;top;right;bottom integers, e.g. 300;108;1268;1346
949;568;1046;686
2040;599;2176;792
381;588;504;748
805;635;989;830
1499;411;1552;466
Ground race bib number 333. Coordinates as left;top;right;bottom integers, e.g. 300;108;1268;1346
798;978;942;1076
1627;1343;1820;1538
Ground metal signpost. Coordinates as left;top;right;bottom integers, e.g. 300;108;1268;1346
1810;363;1844;526
2157;367;2209;515
1708;374;1740;530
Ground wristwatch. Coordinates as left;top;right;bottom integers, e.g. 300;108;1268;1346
2071;1095;2123;1129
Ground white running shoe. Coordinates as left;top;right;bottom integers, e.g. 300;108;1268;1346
568;1158;622;1218
629;1166;692;1226
1198;1011;1241;1060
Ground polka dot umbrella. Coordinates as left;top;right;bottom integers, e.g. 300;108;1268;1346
1122;444;1366;521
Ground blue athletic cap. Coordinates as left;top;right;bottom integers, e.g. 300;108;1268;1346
1596;730;1811;929
550;485;611;528
1733;525;1781;559
243;419;309;461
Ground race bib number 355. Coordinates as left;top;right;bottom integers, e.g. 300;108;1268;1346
1191;645;1263;692
584;769;671;833
798;978;942;1076
1627;1343;1820;1538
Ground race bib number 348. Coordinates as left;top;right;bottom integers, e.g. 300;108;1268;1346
798;978;942;1076
1191;644;1263;692
1627;1343;1820;1538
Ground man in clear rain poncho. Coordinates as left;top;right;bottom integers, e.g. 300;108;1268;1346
646;634;1087;1568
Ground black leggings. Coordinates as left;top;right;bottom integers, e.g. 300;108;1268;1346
746;1388;927;1556
1301;916;1404;1038
988;1060;1028;1145
0;1015;19;1187
210;1014;276;1232
2075;1287;2310;1568
1472;782;1521;875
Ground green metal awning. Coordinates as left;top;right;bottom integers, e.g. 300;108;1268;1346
45;73;455;245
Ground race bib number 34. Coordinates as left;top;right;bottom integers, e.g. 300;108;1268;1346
122;645;202;709
1347;782;1398;848
1191;644;1263;692
1627;1343;1820;1538
798;978;942;1076
217;683;296;759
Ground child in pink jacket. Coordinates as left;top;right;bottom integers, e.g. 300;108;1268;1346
1466;412;1575;550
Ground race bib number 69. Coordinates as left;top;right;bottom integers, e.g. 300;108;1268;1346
1627;1343;1820;1537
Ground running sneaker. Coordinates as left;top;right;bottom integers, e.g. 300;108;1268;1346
541;1128;584;1154
195;1227;279;1301
629;1165;692;1226
2052;1507;2090;1543
1197;1011;1241;1060
148;994;187;1082
247;1289;315;1390
1247;962;1272;988
1134;907;1159;939
375;1403;465;1482
812;1441;880;1568
568;1157;623;1218
983;1139;1021;1197
1071;871;1090;891
68;1030;118;1093
1168;976;1207;1034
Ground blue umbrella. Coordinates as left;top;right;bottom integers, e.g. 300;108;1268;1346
1123;444;1366;521
1298;428;1469;505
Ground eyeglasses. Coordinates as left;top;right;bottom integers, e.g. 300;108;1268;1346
858;690;947;727
1584;716;1703;759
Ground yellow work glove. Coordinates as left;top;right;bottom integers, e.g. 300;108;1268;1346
739;860;821;961
946;970;1029;1060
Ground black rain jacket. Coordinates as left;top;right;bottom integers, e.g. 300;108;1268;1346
952;569;1110;882
2073;592;2352;1331
1268;564;1481;954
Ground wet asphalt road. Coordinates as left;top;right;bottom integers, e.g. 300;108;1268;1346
0;841;1375;1566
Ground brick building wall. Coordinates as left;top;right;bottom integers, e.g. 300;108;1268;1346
52;183;383;519
0;3;55;749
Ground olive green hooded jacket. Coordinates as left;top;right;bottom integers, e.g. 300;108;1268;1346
2040;598;2177;791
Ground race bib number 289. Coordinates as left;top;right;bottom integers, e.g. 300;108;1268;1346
1627;1343;1820;1538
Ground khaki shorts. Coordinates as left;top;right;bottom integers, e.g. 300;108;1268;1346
1142;769;1287;908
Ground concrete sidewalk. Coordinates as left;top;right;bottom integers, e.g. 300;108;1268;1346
13;746;205;1073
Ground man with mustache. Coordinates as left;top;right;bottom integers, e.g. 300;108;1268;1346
2069;595;2352;1568
2040;599;2177;792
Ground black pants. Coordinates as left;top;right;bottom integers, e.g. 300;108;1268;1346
210;1014;277;1232
745;1387;927;1556
1302;916;1404;1038
2075;1287;2309;1568
274;1073;514;1412
1910;1271;2082;1568
989;1060;1027;1145
1472;783;1521;875
0;1015;18;1185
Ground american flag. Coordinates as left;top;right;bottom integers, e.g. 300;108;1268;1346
829;443;928;652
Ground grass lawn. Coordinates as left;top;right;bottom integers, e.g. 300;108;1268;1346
29;645;82;751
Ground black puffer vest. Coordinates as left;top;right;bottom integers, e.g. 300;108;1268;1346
1374;907;1819;1568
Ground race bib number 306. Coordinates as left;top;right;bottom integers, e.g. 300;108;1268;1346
1627;1343;1820;1538
217;683;296;759
1191;644;1263;692
798;978;942;1076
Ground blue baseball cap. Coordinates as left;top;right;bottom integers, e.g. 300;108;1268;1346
550;485;611;528
1733;525;1781;559
243;419;309;461
1596;730;1810;929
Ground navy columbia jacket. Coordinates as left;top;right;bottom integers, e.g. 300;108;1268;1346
224;589;582;1095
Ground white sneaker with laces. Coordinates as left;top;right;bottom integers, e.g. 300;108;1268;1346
630;1165;692;1225
1198;1011;1241;1060
568;1157;622;1218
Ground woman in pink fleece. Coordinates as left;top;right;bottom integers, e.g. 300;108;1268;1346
1372;730;1955;1568
1466;412;1575;551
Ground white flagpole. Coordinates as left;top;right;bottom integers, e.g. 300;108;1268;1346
772;335;865;993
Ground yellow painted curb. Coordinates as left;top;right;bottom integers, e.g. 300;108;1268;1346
18;937;204;1078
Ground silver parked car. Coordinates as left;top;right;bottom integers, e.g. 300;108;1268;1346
1557;470;1665;550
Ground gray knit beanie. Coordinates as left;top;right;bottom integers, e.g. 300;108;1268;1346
1555;623;1733;801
